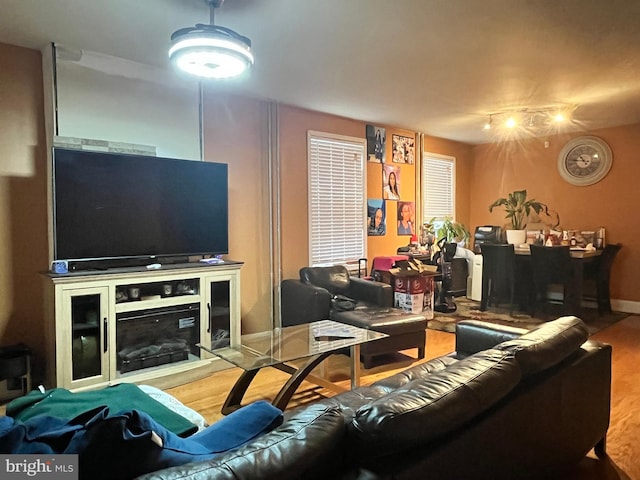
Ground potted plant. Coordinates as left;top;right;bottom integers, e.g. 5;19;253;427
427;217;471;247
488;189;559;244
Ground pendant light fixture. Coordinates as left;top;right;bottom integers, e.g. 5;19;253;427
169;0;254;79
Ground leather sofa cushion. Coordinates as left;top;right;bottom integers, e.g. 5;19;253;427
372;355;459;389
349;348;521;460
494;316;589;376
300;265;350;295
311;385;398;420
331;306;427;334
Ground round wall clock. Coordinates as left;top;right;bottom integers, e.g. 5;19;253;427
557;135;612;186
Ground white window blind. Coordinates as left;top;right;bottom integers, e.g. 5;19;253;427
422;153;455;223
308;131;366;267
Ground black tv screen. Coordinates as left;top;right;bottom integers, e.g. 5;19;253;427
53;147;228;263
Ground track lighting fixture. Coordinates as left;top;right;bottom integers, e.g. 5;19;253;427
482;105;574;135
169;0;254;79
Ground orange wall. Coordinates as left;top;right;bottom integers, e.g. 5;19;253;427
366;129;418;261
469;124;640;302
201;92;273;332
0;43;49;376
278;105;364;279
278;107;474;278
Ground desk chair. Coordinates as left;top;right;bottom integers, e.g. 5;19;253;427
583;243;622;314
530;245;573;315
479;244;516;314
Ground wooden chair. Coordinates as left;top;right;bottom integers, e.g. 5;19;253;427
582;243;622;314
479;244;516;314
529;245;573;315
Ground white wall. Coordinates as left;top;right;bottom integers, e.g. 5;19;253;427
55;47;201;160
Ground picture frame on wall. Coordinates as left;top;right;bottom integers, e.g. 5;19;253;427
392;134;415;164
397;201;416;236
382;165;400;200
367;199;386;236
366;124;386;163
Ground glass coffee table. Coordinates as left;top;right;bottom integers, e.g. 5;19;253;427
198;319;387;414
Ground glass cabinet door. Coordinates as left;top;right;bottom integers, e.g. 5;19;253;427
203;272;240;352
60;286;109;388
208;280;231;349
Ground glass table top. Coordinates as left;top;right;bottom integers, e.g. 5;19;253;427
199;320;387;371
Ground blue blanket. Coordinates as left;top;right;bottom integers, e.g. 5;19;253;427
0;401;283;479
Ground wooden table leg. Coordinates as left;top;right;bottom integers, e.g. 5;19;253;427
568;259;586;315
271;352;331;411
222;348;358;414
350;344;361;389
221;368;260;415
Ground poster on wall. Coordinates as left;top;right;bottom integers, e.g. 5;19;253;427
392;134;415;164
367;199;386;236
383;164;400;200
397;201;416;236
366;125;386;163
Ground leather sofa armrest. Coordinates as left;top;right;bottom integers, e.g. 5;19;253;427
347;277;393;307
137;404;346;480
455;320;526;357
281;279;332;327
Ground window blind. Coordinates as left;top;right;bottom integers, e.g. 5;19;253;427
422;154;455;222
308;132;366;266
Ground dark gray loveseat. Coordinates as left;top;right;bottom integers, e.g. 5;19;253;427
138;316;611;480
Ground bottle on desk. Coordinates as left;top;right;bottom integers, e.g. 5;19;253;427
595;227;606;249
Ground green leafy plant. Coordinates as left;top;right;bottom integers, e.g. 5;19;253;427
427;217;470;246
488;189;559;230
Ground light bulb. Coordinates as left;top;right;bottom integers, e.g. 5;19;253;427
505;117;517;129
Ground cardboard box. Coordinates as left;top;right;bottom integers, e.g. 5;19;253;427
392;273;435;318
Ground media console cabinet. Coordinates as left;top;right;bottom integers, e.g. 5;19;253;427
43;261;243;390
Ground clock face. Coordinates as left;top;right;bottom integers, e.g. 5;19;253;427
558;136;612;186
565;146;600;176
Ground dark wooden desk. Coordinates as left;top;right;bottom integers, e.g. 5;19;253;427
513;247;602;314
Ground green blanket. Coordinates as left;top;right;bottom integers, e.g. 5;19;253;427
6;383;197;437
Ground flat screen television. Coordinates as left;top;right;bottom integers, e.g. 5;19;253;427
52;147;228;268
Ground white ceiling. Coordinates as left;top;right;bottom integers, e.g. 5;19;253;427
1;0;640;144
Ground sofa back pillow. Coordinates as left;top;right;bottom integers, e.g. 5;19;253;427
300;266;350;295
349;349;521;460
494;316;589;376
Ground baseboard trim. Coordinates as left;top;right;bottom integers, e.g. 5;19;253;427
611;299;640;314
547;291;640;315
583;298;640;314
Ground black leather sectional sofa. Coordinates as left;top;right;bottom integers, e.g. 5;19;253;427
138;316;611;480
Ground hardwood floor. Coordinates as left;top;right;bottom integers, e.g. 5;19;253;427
167;315;640;479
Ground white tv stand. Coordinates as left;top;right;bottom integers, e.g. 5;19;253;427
43;261;242;391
